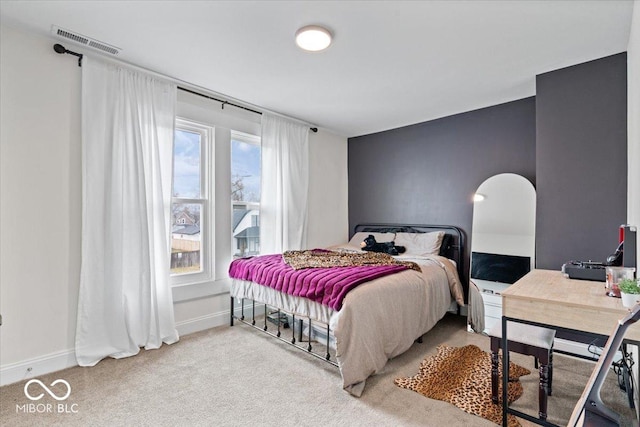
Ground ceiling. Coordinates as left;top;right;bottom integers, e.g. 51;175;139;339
0;1;634;137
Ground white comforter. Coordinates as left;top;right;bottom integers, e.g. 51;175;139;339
230;251;464;396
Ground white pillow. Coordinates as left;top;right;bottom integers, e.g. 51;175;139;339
348;232;396;248
394;231;444;256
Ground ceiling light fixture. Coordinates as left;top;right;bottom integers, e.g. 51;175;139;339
295;25;332;52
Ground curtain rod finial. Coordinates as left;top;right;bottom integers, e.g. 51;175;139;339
53;43;67;54
53;43;83;67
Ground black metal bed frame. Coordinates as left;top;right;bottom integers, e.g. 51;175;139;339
229;223;465;369
230;297;338;366
352;223;466;284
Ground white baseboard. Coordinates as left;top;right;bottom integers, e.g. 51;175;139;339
175;310;230;336
0;315;229;387
0;348;77;387
553;338;622;361
554;338;595;359
173;302;267;336
1;302;268;387
1;303;253;387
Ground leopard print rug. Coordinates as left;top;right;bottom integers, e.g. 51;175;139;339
395;344;530;427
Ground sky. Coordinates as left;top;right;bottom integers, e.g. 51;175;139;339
231;139;261;202
173;129;201;198
173;129;261;202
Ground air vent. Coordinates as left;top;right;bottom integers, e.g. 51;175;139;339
87;40;119;55
51;25;121;55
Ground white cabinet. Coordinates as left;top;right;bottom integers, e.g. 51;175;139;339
472;279;511;334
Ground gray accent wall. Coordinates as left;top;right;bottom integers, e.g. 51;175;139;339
348;53;628;295
536;53;627;269
348;98;537;290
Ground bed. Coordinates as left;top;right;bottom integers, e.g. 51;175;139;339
229;223;466;396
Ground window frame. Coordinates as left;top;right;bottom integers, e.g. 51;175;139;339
170;118;214;287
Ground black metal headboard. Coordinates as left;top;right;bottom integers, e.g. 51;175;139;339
353;223;465;281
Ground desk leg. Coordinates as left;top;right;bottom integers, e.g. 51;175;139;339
502;315;509;427
631;344;639;420
619;344;635;409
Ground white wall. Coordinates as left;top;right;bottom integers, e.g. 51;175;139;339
0;24;349;385
1;23;82;384
629;1;640;270
308;130;349;248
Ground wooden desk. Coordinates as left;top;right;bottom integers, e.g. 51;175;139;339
502;269;640;341
500;269;640;426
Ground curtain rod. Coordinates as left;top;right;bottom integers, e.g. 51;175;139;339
177;87;318;133
53;44;318;133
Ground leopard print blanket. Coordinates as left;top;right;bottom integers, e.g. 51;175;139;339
395;345;530;427
282;249;421;272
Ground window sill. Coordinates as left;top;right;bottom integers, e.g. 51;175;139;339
172;278;230;303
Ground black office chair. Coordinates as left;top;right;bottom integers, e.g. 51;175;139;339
568;302;640;427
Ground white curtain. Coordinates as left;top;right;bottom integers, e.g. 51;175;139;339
76;57;179;366
260;114;310;254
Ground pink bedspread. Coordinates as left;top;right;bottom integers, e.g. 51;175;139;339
228;253;409;310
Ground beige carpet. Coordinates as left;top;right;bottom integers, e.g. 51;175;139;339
0;314;636;426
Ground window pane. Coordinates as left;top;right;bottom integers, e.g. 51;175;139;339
231;137;260;258
231;139;261;202
171;203;202;275
173;129;201;198
232;205;260;258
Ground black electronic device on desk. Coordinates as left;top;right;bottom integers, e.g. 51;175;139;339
561;224;637;282
562;260;607;282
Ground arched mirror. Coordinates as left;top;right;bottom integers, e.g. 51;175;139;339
468;173;536;333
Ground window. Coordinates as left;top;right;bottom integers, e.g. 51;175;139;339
171;90;261;302
170;119;212;285
231;131;261;258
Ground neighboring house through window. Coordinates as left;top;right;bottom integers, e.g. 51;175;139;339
231;131;261;258
170;120;211;286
